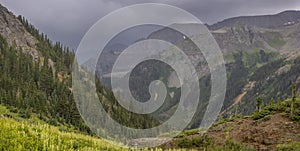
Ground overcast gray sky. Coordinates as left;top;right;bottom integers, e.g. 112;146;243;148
0;0;299;49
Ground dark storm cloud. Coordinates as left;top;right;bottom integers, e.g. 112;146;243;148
0;0;122;49
111;0;300;23
0;0;299;49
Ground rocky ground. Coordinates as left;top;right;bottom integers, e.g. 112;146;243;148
203;113;299;150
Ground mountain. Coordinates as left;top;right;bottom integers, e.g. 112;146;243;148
143;10;300;119
209;10;300;30
0;3;87;132
93;10;300;129
207;11;300;116
150;11;300;56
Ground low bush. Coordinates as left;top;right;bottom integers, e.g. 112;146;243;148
252;109;271;120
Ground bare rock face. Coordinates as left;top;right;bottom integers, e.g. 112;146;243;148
275;64;292;76
0;3;40;60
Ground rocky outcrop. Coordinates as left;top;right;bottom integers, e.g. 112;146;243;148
0;3;40;60
0;3;56;71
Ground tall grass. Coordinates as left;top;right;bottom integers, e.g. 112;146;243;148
0;117;125;150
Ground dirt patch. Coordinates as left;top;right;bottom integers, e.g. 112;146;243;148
57;72;63;82
220;81;256;116
220;92;247;116
128;138;171;148
207;113;300;150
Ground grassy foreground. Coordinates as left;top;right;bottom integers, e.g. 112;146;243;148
0;104;123;151
1;96;299;150
0;117;125;150
0;105;198;151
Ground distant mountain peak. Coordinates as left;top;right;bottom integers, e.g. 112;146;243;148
277;10;300;15
209;10;300;30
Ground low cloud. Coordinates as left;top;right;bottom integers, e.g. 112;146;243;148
0;0;299;49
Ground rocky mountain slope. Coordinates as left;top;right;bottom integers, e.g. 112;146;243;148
141;11;300;119
209;10;300;30
0;4;55;68
94;10;300;126
0;4;39;58
97;11;300;79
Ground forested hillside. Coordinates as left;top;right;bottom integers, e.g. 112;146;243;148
0;23;89;131
0;4;158;136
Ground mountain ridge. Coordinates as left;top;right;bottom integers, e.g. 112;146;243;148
208;10;300;30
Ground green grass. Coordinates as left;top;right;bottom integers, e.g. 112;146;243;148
1;96;299;150
0;104;124;150
0;105;9;114
0;105;232;151
0;117;126;151
0;115;205;151
266;32;286;49
240;48;278;69
166;135;256;151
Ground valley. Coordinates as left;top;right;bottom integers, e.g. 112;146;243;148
0;2;299;150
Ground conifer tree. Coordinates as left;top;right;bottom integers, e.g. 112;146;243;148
256;96;262;112
291;82;297;117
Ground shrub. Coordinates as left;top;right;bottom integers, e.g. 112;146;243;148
224;139;256;151
174;135;212;149
252;109;271;120
176;138;193;148
18;109;31;119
